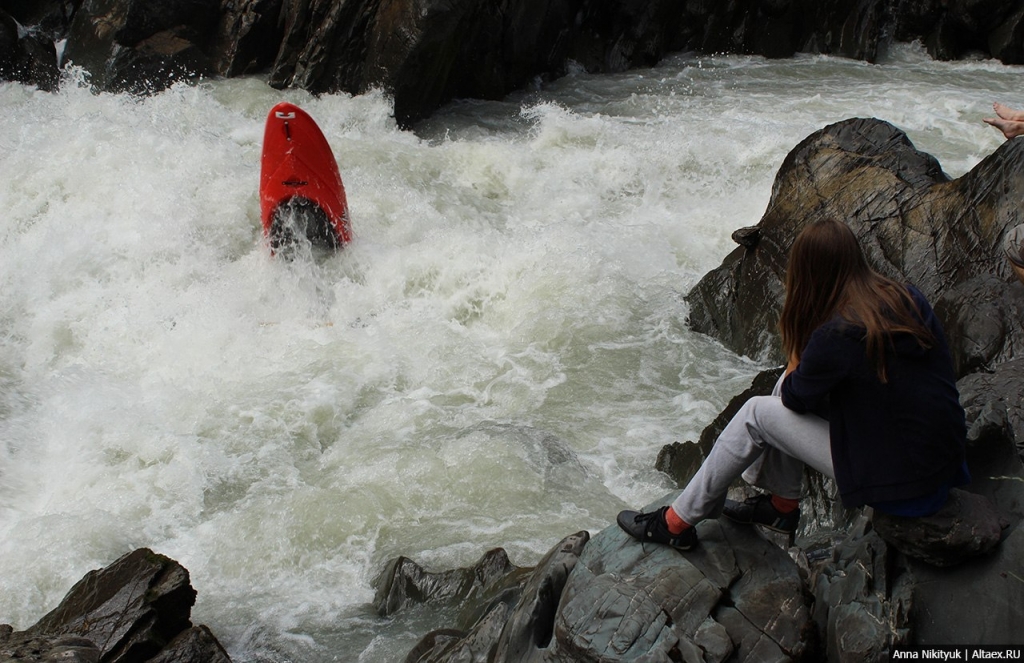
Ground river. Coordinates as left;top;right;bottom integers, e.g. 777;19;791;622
0;43;1017;662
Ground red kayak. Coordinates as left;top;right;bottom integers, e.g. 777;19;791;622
259;102;351;251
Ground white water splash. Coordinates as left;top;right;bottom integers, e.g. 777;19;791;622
0;44;1017;661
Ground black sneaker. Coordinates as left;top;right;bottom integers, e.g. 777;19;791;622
616;506;698;551
722;494;800;533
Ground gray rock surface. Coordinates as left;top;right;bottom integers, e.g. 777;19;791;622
395;503;817;662
872;489;1005;567
687;118;1024;370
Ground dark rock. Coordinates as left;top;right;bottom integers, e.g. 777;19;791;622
810;515;913;661
799;0;891;62
0;9;60;90
0;548;231;663
960;357;1024;468
147;625;232;663
872;488;1005;566
401;499;818;662
0;633;101;662
25;548;198;663
111;0;219;47
6;0;1024;126
403;532;589;663
907;521;1024;645
892;0;944;43
0;11;17;75
814;509;1024;655
686;118;1024;374
62;0;218;92
1;0;78;34
106;26;214;94
731;225;761;249
212;0;283;77
373;547;529;623
933;274;1024;377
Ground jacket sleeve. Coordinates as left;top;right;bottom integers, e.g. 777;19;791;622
781;323;856;415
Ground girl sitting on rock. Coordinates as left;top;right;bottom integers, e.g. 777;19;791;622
618;218;970;550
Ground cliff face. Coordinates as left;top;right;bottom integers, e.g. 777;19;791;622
3;0;1024;125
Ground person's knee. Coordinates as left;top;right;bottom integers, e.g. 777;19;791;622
743;394;784;414
739;394;789;434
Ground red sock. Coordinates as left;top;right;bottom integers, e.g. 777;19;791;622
771;495;800;514
664;506;691;534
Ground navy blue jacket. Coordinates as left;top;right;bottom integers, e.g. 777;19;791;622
780;285;967;508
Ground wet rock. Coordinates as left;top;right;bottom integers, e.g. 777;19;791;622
7;0;1024;125
907;520;1024;645
811;504;1024;656
373;547;528;621
62;0;218;93
0;9;60;90
400;500;818;662
26;548;197;662
1;548;231;663
147;625;232;663
960;357;1024;467
399;532;588;663
212;0;283;78
105;26;214;94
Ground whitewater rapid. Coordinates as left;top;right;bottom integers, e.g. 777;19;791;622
0;45;1016;661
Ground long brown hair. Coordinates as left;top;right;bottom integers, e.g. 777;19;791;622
779;219;933;381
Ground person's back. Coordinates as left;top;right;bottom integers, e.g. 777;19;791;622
794;285;966;509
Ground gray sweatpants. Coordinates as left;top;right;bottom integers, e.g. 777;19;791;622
670;375;835;525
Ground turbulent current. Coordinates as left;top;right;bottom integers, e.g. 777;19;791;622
0;44;1018;662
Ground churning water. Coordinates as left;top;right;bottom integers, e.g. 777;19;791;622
0;43;1017;661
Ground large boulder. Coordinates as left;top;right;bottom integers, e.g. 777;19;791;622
686;117;1024;372
61;0;219;93
0;548;231;663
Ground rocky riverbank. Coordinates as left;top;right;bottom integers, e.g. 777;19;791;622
377;120;1024;661
3;0;1024;126
5;117;1021;663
